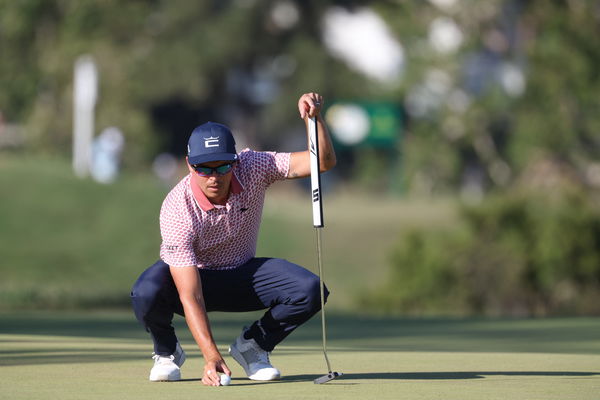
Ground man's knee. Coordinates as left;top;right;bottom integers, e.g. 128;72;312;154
131;280;156;325
300;274;329;314
130;260;172;323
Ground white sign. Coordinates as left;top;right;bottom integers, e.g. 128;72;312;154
73;55;98;178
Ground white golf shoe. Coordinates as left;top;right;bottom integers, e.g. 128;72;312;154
229;329;281;381
149;342;186;382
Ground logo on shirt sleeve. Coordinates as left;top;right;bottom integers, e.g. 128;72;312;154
164;244;179;253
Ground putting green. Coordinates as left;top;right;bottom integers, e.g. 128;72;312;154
1;311;599;400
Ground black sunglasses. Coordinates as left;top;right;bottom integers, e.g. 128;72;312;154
192;162;235;176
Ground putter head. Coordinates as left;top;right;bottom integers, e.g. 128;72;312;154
314;371;343;384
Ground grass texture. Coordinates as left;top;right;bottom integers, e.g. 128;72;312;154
1;311;599;400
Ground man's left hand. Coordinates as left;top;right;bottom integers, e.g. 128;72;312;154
298;92;324;119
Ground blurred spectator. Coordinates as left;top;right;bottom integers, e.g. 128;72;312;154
91;127;125;184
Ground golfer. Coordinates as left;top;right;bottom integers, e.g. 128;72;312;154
131;93;336;386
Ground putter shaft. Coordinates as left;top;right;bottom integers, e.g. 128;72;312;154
315;227;332;373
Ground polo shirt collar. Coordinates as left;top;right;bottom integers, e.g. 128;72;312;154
190;171;244;212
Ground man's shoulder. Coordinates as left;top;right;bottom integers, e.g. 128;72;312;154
237;148;291;184
238;148;267;170
238;148;290;165
238;148;259;161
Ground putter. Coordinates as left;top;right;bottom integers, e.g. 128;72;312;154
308;116;343;384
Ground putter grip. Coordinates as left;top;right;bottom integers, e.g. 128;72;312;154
309;117;324;228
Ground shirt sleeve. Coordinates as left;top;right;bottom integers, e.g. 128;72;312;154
242;149;290;186
159;194;198;267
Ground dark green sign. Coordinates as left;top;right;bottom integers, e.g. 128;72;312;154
325;101;402;148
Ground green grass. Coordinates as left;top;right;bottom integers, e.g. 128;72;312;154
0;154;457;311
1;311;599;400
0;154;166;308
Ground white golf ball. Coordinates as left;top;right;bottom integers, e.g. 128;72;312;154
220;374;231;386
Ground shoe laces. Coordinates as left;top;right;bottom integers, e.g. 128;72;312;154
152;353;175;365
245;342;271;366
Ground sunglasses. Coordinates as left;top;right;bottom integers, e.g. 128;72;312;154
192;162;235;177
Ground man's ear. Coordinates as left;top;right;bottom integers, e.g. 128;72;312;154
186;157;194;173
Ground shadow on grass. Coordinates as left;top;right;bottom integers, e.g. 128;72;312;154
283;371;600;382
149;371;600;386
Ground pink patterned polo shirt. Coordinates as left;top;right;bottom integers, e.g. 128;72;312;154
159;149;291;269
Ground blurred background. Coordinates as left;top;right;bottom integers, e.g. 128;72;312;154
1;0;599;317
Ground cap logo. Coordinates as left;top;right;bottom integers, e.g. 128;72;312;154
204;136;219;148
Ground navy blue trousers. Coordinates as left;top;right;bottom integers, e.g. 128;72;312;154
131;258;328;355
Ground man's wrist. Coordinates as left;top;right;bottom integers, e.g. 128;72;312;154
200;345;222;361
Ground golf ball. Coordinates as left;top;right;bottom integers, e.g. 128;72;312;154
220;374;231;386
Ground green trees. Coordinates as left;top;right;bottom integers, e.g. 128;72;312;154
365;1;600;316
396;0;600;195
0;1;343;163
2;1;599;315
364;182;600;316
4;1;598;189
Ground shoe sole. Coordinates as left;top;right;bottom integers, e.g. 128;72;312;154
149;378;180;382
149;371;181;382
229;344;281;381
249;372;281;381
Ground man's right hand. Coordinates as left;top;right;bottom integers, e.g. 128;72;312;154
203;358;232;386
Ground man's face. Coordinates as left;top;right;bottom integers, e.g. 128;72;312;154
188;160;235;204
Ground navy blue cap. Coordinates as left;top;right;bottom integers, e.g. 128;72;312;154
187;122;238;165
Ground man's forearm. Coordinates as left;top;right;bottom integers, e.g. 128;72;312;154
169;265;222;361
181;297;222;360
315;115;337;171
302;115;336;172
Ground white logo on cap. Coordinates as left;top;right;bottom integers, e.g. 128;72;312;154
204;136;219;148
